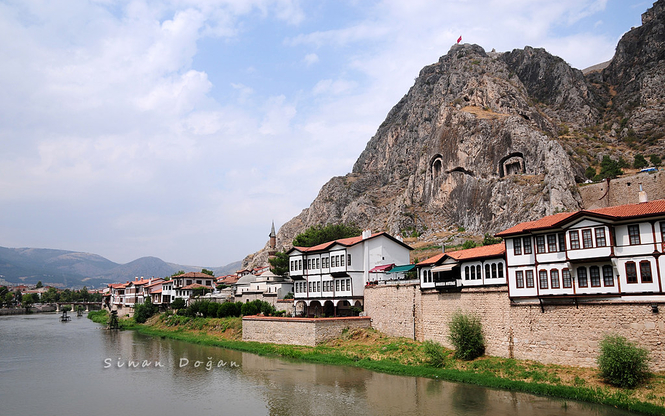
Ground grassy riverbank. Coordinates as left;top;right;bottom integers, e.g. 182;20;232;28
90;311;665;415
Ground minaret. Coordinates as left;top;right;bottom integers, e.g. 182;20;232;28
268;221;277;259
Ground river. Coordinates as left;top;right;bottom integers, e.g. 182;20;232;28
0;313;636;416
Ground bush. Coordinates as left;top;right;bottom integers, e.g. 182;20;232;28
634;154;648;169
448;311;485;360
597;334;650;388
240;299;276;316
134;298;158;324
423;340;449;368
171;298;186;310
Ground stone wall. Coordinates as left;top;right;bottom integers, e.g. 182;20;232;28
579;170;665;209
364;284;665;371
242;316;371;346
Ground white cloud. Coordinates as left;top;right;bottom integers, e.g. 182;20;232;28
303;52;319;66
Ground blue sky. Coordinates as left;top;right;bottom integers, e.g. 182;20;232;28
0;0;650;268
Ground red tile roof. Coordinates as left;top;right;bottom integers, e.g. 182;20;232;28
289;232;412;254
418;243;505;265
173;272;215;279
181;283;209;290
497;199;665;237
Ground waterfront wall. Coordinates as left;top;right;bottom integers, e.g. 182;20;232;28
242;316;371;346
364;284;665;371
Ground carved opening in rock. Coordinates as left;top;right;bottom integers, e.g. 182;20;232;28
499;152;526;177
430;155;444;180
446;167;475;176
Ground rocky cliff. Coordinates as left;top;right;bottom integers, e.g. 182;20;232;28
244;0;665;269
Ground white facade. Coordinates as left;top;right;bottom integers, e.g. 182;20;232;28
498;200;665;301
418;244;506;290
288;231;412;316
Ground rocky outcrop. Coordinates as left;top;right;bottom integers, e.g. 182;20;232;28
244;1;665;269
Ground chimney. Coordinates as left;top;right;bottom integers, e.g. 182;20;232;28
442;245;446;254
639;184;648;203
362;229;372;239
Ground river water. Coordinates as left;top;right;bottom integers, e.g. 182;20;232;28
0;313;636;416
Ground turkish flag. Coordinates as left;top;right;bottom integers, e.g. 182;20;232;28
457;36;462;44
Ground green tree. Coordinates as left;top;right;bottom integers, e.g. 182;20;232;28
597;334;650;388
584;166;596;180
35;281;43;289
292;223;362;247
448;311;485;360
462;240;477;250
171;270;185;278
633;154;648;169
650;154;662;167
4;291;15;307
42;287;59;303
134;298;158;324
80;286;90;302
22;293;35;308
269;251;289;277
597;156;623;180
482;233;502;246
201;269;214;276
171;298;186;310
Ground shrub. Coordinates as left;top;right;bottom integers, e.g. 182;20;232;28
462;240;477;250
597;334;650;388
171;298;186;310
448;311;485;360
134;298;158;324
423;340;449;368
634;154;648;169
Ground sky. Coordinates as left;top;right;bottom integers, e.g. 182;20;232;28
0;0;651;267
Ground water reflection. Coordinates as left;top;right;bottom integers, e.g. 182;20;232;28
0;314;637;416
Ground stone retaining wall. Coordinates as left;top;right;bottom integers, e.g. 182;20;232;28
364;284;665;371
242;316;371;346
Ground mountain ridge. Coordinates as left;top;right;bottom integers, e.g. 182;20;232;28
243;0;665;270
0;246;241;288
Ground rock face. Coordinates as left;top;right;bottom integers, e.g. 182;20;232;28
244;1;665;269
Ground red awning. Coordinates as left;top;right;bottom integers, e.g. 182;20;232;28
369;264;395;273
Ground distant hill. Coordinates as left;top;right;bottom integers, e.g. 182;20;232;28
0;246;241;289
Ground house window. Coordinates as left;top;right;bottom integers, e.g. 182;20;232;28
558;233;566;252
523;237;532;254
317;281;320;292
513;238;522;255
516;271;524;288
536;236;546;254
550;269;560;289
307;259;311;270
640;261;653;283
341;255;345;267
625;262;637;284
562;269;572;288
628;225;641;245
491;263;497;279
470;266;476;280
590;266;601;287
661;222;665;244
498;262;504;278
582;229;593;249
485;264;490;279
539;270;548;289
595;228;607;247
569;231;580;249
336;280;340;291
547;235;557;252
602;265;614;286
316;258;320;269
465;266;470;280
476;265;481;279
347;254;351;266
346;279;351;291
577;267;588;287
525;270;534;288
299;260;302;270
